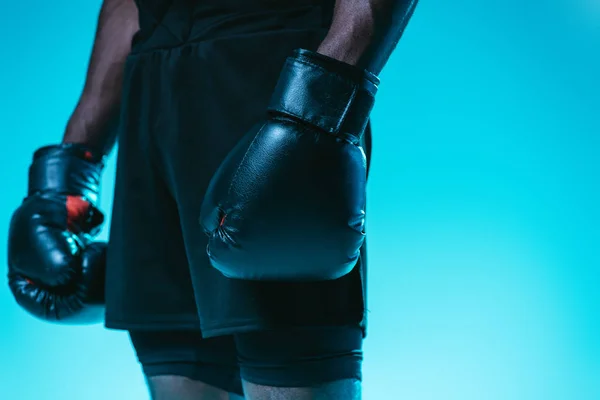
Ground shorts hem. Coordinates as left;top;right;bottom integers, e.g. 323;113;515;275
201;322;271;338
201;320;365;338
105;317;365;338
105;317;201;331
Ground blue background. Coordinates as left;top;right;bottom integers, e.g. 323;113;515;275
1;0;598;398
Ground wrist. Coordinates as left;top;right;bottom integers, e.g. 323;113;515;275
63;102;97;144
317;20;374;68
62;102;118;156
63;119;91;145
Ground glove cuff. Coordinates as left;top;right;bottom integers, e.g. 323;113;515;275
267;48;379;141
28;143;104;205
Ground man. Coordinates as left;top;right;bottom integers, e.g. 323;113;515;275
7;0;417;398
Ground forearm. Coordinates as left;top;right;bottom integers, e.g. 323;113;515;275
63;0;139;155
317;0;418;75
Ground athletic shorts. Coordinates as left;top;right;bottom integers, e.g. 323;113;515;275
104;0;371;337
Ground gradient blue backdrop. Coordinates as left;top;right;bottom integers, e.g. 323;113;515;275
1;1;598;399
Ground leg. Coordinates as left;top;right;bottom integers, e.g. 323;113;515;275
129;330;245;399
242;380;360;400
236;327;363;400
148;377;244;400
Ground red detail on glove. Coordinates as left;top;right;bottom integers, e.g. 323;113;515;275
66;196;91;232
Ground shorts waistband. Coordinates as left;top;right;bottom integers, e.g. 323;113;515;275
132;0;334;54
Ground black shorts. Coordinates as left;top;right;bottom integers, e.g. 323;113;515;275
129;326;363;395
104;0;370;337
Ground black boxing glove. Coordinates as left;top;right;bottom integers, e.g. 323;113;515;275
7;144;107;323
200;49;378;281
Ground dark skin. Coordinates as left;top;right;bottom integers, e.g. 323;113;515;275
62;0;418;398
318;0;418;74
62;0;138;154
63;0;418;155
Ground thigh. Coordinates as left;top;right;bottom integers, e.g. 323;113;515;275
129;330;244;398
147;377;245;400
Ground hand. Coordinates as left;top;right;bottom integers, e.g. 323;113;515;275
200;49;378;282
7;144;107;323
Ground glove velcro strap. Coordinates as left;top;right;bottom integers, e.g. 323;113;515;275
28;144;104;206
267;49;379;141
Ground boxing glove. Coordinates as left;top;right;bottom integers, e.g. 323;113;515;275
7;144;107;323
200;49;379;281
